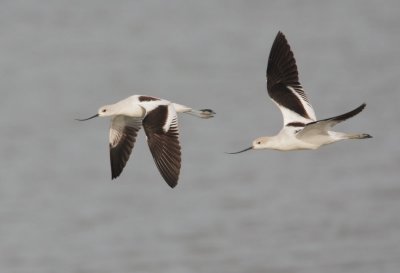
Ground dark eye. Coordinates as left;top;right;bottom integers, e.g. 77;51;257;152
257;141;261;144
102;109;107;113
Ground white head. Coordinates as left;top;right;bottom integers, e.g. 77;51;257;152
252;137;269;150
76;104;117;121
227;136;270;154
77;99;146;121
98;105;117;117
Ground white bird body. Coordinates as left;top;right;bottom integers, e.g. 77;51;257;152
98;95;196;118
230;32;371;154
78;94;215;188
253;131;317;151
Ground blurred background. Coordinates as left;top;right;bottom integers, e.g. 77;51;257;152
1;1;399;272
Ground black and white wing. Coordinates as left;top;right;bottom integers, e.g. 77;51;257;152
267;31;316;127
109;116;142;179
297;103;366;138
143;104;181;188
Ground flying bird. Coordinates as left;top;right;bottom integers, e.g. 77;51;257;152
78;95;215;188
229;31;371;154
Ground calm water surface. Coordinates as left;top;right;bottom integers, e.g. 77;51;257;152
1;1;400;272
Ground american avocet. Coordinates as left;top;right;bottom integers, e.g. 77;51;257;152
77;95;215;188
229;31;371;154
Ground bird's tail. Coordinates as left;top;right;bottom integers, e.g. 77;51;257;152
186;109;215;119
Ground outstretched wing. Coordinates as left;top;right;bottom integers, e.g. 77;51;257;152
297;104;366;138
109;116;142;179
143;104;181;188
267;31;316;126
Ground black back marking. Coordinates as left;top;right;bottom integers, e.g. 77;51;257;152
138;96;161;102
286;122;306;127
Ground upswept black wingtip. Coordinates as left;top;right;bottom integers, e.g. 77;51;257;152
111;169;122;180
335;103;368;122
354;103;367;115
166;180;178;189
111;174;119;180
275;31;288;42
276;30;284;37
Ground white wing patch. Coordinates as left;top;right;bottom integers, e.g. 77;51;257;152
109;116;142;147
162;104;178;133
287;86;317;121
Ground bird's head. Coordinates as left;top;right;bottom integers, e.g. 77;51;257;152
252;137;269;149
76;104;116;121
97;105;116;117
227;137;270;154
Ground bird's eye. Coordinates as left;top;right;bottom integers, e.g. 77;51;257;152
257;141;261;144
102;109;107;113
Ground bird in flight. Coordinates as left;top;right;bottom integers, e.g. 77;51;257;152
229;31;371;154
78;95;215;188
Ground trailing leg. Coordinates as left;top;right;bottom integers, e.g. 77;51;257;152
185;109;215;119
172;103;215;119
346;133;372;139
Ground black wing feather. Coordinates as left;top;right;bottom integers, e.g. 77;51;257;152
267;31;311;119
109;117;142;179
143;105;181;188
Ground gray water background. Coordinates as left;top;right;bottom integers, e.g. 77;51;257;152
1;1;400;272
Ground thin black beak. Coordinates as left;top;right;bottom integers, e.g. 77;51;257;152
75;114;99;121
226;146;253;154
